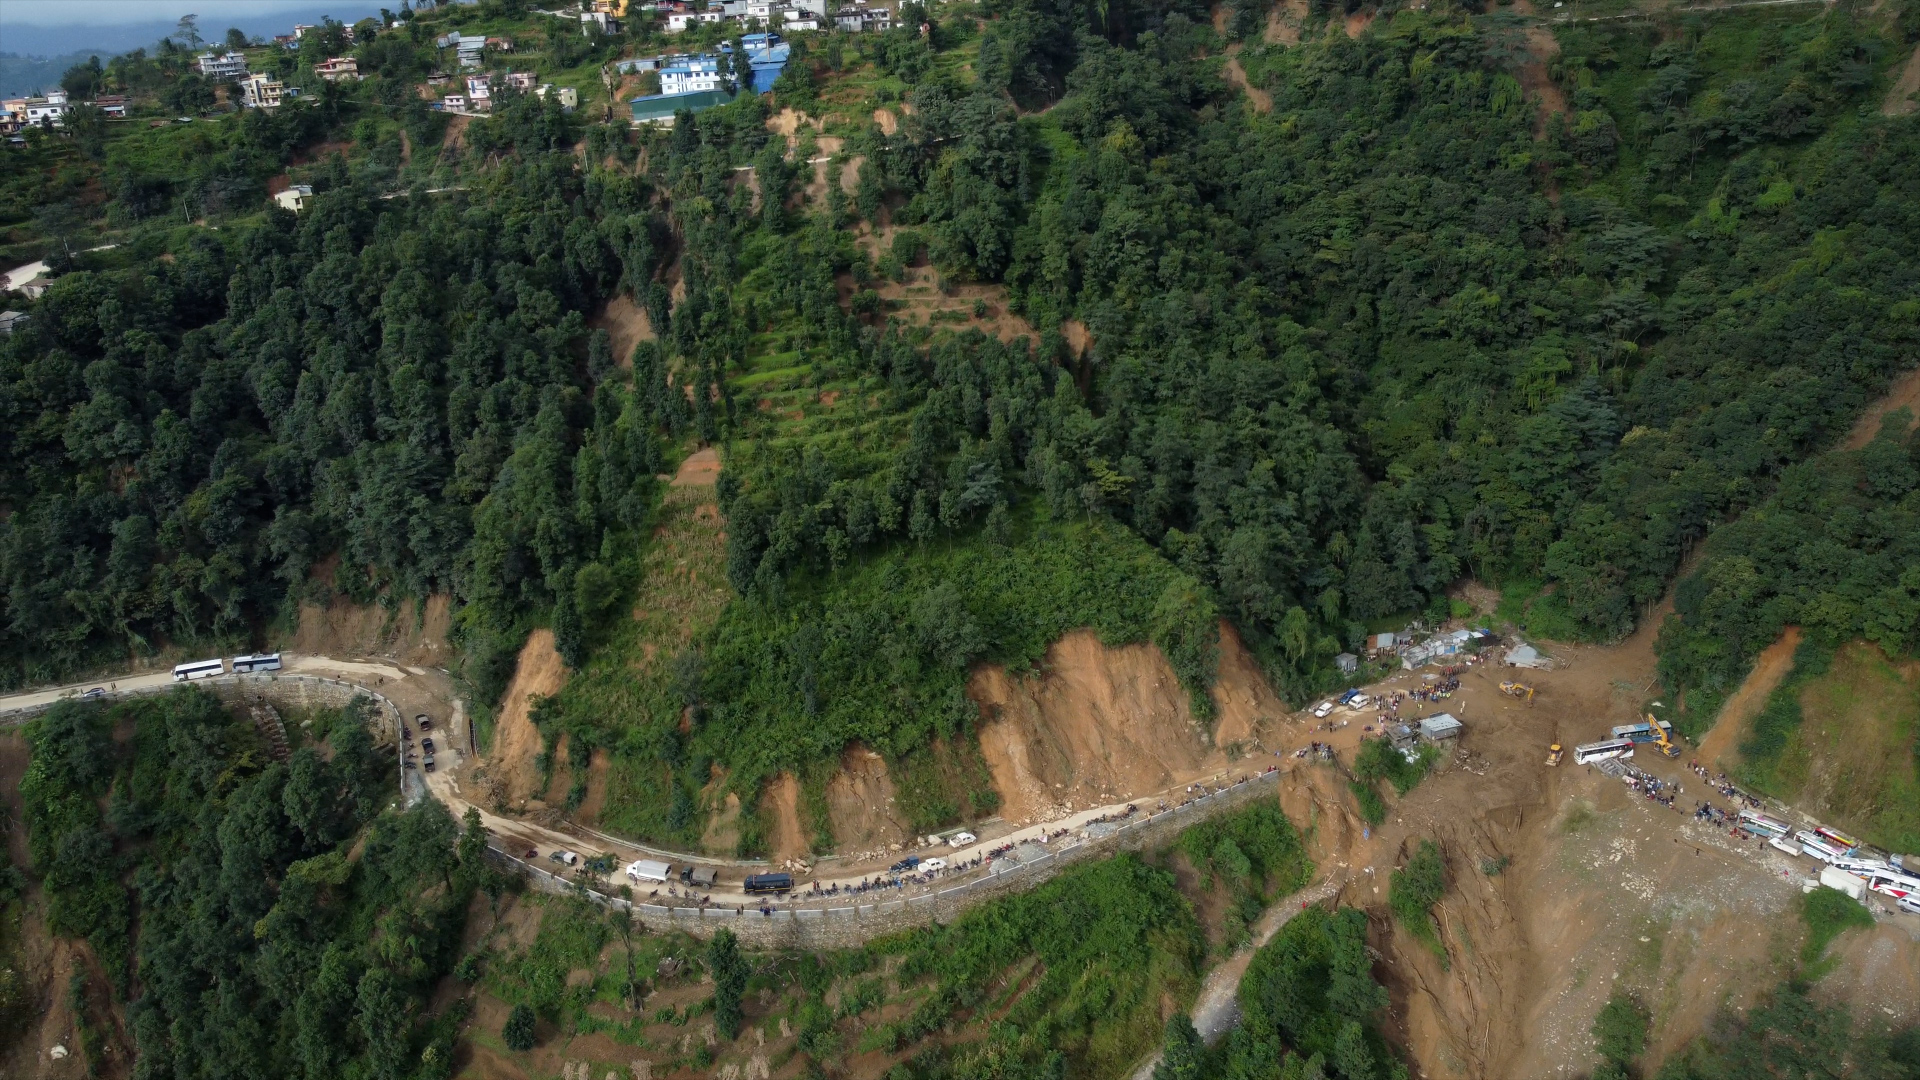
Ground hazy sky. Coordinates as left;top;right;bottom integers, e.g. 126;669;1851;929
0;0;398;57
2;1;385;26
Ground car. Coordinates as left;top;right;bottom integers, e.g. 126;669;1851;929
921;858;946;872
948;831;977;847
1312;701;1334;718
421;737;434;753
423;756;435;772
81;687;107;699
889;856;921;873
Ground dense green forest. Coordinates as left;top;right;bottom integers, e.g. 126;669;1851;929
18;689;495;1078
3;0;1919;848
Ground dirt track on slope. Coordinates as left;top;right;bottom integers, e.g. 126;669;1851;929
1693;626;1801;772
1842;365;1920;448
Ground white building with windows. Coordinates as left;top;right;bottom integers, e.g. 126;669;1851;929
659;55;724;95
238;73;284;109
197;51;250;79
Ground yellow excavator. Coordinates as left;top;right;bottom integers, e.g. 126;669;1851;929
1546;743;1563;767
1500;681;1536;704
1646;713;1681;759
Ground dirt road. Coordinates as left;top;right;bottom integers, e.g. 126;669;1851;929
1126;876;1348;1080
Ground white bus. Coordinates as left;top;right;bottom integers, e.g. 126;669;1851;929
172;658;226;682
1739;811;1792;839
1573;738;1635;764
1866;867;1920;902
231;653;282;673
1795;831;1848;863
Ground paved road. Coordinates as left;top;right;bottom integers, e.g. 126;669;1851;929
1127;876;1347;1080
2;654;1274;909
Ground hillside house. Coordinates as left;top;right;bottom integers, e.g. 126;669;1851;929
273;184;314;212
659;55;724;95
534;84;579;109
239;73;285;109
197;51;250;79
315;57;361;81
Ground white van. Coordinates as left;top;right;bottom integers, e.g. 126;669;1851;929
626;859;672;883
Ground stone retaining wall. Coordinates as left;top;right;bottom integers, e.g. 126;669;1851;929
488;767;1287;948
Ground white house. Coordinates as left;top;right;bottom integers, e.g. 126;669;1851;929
659;55;724;95
273;184;314;212
534;84;579;109
24;94;68;127
238;73;285;109
197;51;250;79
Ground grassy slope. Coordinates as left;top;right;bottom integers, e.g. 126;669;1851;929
1763;643;1920;855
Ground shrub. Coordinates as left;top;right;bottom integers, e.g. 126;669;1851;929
1592;990;1649;1067
1388;840;1446;952
503;1003;537;1051
1800;886;1873;967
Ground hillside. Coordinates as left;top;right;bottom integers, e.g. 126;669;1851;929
4;0;1920;1077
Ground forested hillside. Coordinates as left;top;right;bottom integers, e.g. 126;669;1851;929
3;0;1919;847
17;690;494;1077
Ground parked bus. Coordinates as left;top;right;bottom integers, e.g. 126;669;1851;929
172;658;225;682
1866;867;1920;902
1830;855;1891;878
231;653;282;673
1795;831;1848;862
1814;826;1860;852
1738;811;1792;838
744;872;793;895
1573;738;1635;765
1610;720;1674;744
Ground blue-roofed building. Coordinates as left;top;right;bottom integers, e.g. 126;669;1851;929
720;32;783;52
745;42;790;92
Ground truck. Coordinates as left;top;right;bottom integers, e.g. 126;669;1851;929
681;865;718;888
744;872;793;895
1820;865;1868;901
625;859;673;884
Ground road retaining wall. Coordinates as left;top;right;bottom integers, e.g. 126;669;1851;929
487;767;1287;948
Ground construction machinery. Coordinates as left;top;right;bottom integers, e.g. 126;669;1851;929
1500;681;1536;704
1546;743;1563;766
1645;712;1681;758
